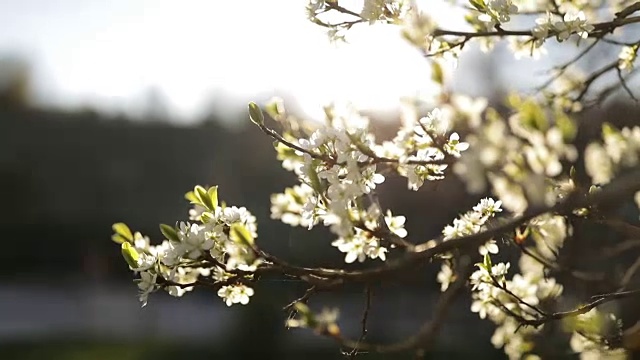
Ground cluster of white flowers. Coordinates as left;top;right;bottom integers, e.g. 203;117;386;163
360;0;392;23
114;186;261;307
305;0;408;42
528;214;568;258
113;3;640;358
270;183;316;228
444;197;503;241
469;210;628;359
436;197;503;291
217;284;255;306
269;102;467;263
569;309;628;359
376;108;468;190
330;204;390;263
400;6;437;51
476;0;519;28
469;216;565;359
618;45;638;70
454;97;577;213
361;0;408;23
286;302;340;335
532;9;594;46
585;124;640;185
584;123;640;218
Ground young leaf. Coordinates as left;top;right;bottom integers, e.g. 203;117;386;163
431;61;444;85
112;223;133;242
185;190;199;204
160;224;180;243
469;0;486;11
207;186;219;210
248;102;265;126
111;233;128;244
121;242;140;269
602;123;617;137
307;159;324;194
230;223;255;246
483;252;492;269
195;185;214;211
294;302;310;314
200;212;214;223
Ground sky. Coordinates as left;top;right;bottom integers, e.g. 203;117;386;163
0;0;539;124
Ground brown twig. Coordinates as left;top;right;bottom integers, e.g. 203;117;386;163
329;260;473;353
345;286;373;358
249;168;640;285
284;285;318;312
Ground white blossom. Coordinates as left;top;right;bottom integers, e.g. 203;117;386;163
217;284;255;306
136;271;157;307
618;45;638;70
384;210;408;238
554;10;594;41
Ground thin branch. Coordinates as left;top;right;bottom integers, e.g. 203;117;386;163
319;0;640;41
521;288;640;327
574;61;619;103
329;261;473;353
284;286;317;312
325;1;362;18
259;112;448;167
254;120;333;163
432;16;640;39
596;219;640;239
251;168;640;285
601;240;640;257
536;38;601;92
491;276;547;317
515;241;605;282
616;66;639;104
591;288;640;301
345;286;373;358
587;68;639;108
620;257;640;289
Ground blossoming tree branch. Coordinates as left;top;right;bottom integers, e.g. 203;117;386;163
112;1;640;358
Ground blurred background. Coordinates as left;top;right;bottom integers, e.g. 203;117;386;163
0;1;639;359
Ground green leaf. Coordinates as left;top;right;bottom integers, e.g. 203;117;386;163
602;123;617;137
294;302;310;314
230;223;255;246
112;223;133;242
200;212;214;223
194;185;206;201
431;61;444;85
185;190;199;203
307;159;324;194
555;111;577;141
160;224;180;243
121;242;140;269
483;253;492;269
111;233;128;244
207;186;219;210
248;102;264;126
469;0;486;11
514;98;547;131
195;185;214;211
